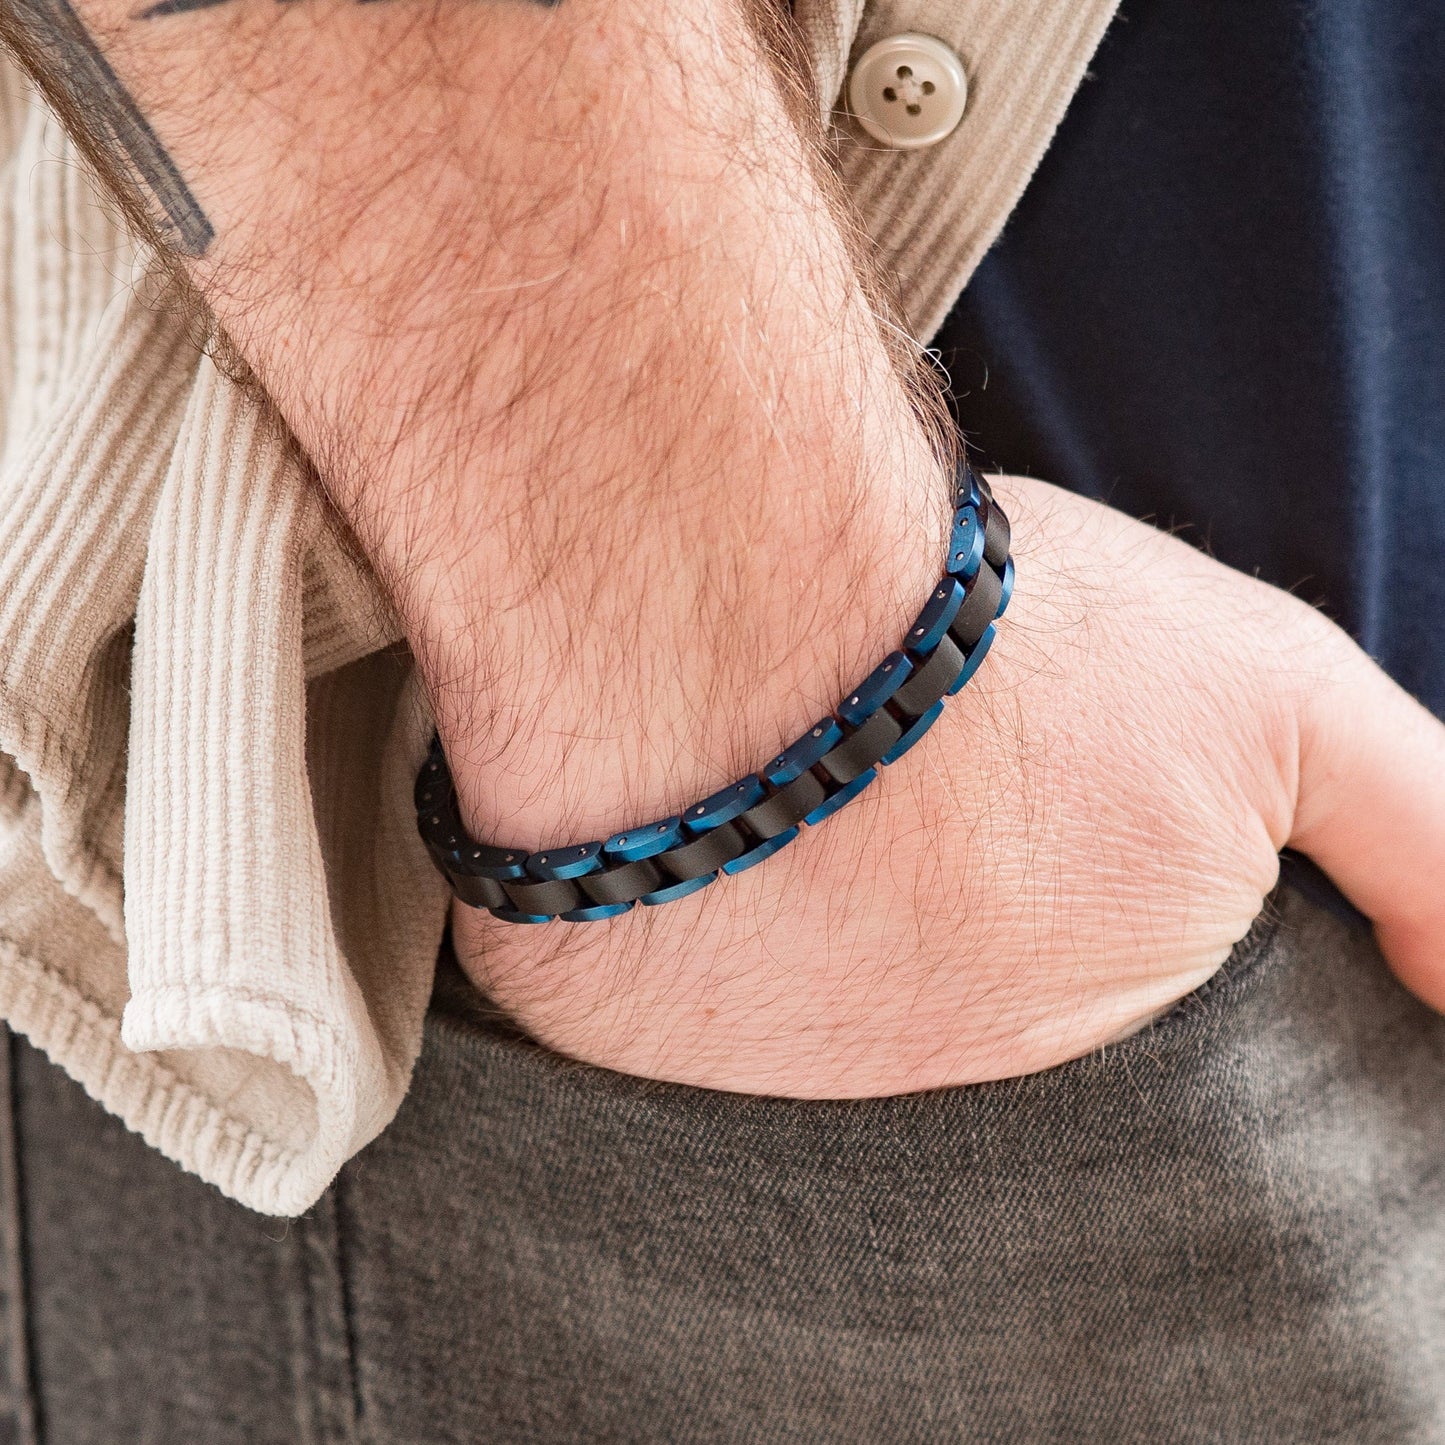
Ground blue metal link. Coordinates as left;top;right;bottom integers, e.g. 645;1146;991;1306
488;907;554;925
640;873;716;906
905;578;965;656
684;776;767;834
837;651;913;728
528;842;604;880
764;720;844;786
881;699;945;765
946;506;985;579
444;841;527;882
803;769;876;825
721;828;799;875
956;465;983;510
561;900;635;922
604;816;685;862
948;623;996;695
996;557;1015;617
413;749;448;809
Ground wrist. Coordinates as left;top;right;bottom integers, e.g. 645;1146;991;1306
443;476;1018;1093
428;421;951;851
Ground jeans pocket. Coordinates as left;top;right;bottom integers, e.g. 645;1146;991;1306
1141;850;1368;1044
335;882;1445;1445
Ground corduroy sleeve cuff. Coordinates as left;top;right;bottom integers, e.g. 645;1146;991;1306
0;68;447;1217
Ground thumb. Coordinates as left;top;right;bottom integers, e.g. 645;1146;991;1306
1288;627;1445;1013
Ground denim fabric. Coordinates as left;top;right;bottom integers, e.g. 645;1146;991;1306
935;0;1445;719
3;883;1443;1443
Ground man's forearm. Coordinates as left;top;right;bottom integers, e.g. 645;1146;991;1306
1;0;951;849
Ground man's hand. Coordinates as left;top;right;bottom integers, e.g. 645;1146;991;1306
7;0;1445;1099
458;472;1445;1093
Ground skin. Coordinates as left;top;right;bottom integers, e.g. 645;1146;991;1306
4;0;1445;1099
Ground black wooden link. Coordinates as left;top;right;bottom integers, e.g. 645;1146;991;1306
740;771;827;839
949;563;1004;650
501;876;582;916
659;823;748;880
983;504;1011;569
893;633;966;717
817;709;903;785
448;873;510;911
579;857;666;906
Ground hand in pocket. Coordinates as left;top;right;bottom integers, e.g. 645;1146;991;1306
457;477;1445;1097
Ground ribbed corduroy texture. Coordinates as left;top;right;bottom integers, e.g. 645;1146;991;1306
0;0;1118;1213
839;0;1121;340
0;76;445;1216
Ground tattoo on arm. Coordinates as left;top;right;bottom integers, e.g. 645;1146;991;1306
136;0;560;15
134;0;231;14
5;0;562;257
8;0;214;254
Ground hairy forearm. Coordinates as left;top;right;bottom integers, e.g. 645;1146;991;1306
3;0;950;849
10;0;1445;1106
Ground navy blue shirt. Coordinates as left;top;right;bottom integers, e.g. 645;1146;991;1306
934;1;1445;719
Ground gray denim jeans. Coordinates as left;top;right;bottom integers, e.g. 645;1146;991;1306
0;880;1441;1443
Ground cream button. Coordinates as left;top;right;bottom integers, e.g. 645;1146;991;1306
847;33;968;150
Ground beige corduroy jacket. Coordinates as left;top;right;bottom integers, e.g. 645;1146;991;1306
0;0;1118;1216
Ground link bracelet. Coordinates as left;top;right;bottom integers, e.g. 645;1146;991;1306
416;462;1015;923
